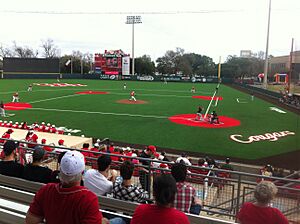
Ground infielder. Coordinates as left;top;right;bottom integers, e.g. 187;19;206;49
28;84;33;91
12;92;19;102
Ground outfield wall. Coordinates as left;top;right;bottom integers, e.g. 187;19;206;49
1;73;234;83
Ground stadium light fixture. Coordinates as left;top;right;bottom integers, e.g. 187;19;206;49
126;16;142;76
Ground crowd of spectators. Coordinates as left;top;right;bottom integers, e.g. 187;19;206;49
0;137;296;223
279;91;300;108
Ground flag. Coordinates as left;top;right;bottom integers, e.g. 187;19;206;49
65;59;71;66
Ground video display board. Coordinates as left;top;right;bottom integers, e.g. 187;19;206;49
3;58;60;73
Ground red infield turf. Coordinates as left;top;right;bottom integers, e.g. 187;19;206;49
4;102;32;111
192;96;223;100
75;91;109;94
168;114;240;128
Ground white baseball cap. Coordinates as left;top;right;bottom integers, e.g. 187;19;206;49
60;151;85;176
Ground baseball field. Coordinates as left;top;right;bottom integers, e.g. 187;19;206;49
0;79;299;162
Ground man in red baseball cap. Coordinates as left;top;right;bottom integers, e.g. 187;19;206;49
138;145;156;192
147;145;156;154
58;139;64;145
41;139;53;153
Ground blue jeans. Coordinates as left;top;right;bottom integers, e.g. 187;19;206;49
190;204;202;215
110;217;126;224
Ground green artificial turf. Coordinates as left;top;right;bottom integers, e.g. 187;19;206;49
0;79;299;160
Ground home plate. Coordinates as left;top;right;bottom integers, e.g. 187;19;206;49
169;114;240;128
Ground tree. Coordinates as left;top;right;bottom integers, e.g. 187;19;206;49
60;51;92;74
224;55;264;78
0;45;15;58
156;48;185;75
40;39;60;58
135;55;155;75
12;41;38;58
182;53;216;76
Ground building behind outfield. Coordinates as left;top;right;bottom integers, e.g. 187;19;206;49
269;51;300;80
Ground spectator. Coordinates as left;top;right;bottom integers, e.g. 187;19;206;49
237;181;288;224
113;161;148;203
152;153;164;168
131;174;190;224
23;146;52;184
81;143;91;158
261;164;273;178
25;130;38;148
53;139;68;153
176;152;192;166
21;121;28;130
50;151;67;183
221;158;234;171
38;122;46;132
171;163;202;215
0;128;14;144
123;147;133;161
161;151;170;162
111;147;123;162
84;155;117;196
138;145;156;192
90;142;100;157
108;142;115;153
49;125;57;133
41;139;53;153
26;151;124;224
0;140;24;178
272;167;284;178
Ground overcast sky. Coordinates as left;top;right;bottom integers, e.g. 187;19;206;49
0;0;299;63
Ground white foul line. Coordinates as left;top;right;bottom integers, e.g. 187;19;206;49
29;94;80;104
28;107;168;119
28;92;197;105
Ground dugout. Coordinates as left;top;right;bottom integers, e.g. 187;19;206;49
3;57;60;79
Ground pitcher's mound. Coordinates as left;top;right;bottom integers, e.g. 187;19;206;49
75;91;109;94
117;99;148;104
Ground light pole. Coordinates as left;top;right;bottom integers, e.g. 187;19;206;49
263;0;272;89
126;16;142;76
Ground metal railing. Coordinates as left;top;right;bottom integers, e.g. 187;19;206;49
0;139;299;223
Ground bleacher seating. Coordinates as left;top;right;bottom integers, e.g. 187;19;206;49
0;174;237;224
1;137;299;223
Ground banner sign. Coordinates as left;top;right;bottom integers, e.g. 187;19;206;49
137;75;154;81
230;131;295;144
163;76;182;81
105;71;119;75
121;75;132;80
100;74;118;80
122;56;130;75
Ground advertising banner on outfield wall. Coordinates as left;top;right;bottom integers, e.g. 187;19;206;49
121;75;134;80
137;75;155;81
122;56;130;75
99;74;118;80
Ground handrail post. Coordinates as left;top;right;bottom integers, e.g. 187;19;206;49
147;162;151;198
235;174;242;222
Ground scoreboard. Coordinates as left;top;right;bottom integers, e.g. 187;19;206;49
3;58;60;74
